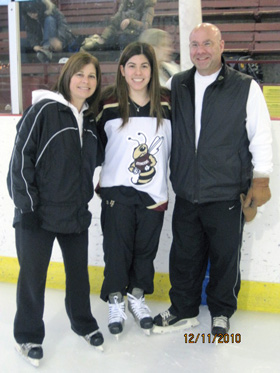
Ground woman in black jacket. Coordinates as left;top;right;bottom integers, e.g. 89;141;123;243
7;51;104;367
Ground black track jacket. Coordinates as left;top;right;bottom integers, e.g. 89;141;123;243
7;95;103;234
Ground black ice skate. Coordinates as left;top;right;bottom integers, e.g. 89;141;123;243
83;329;104;352
15;342;43;367
153;309;199;334
127;288;153;335
211;315;230;336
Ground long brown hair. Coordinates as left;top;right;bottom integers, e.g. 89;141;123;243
102;42;166;129
53;51;101;116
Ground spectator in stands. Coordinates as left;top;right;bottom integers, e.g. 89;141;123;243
139;28;180;86
81;0;157;52
153;23;273;337
7;51;104;367
21;0;77;63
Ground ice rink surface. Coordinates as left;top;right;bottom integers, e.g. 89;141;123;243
1;282;279;373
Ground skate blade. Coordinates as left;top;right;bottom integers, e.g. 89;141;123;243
114;333;121;341
28;357;40;367
143;328;152;336
153;317;199;334
94;344;104;352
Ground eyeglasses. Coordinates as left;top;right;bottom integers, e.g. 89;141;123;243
189;41;216;50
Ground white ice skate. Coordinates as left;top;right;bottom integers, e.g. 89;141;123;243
108;292;127;339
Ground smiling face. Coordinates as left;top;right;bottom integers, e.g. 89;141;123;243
189;23;224;76
69;63;97;110
120;54;151;96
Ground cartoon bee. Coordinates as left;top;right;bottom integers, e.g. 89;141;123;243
128;132;163;185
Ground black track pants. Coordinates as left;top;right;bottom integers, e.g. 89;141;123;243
100;200;164;302
169;196;244;319
14;225;99;344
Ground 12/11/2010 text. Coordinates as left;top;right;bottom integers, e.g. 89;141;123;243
184;333;241;344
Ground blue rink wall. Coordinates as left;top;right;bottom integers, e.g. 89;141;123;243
0;115;279;314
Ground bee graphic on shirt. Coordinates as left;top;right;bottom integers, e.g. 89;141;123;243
128;132;163;185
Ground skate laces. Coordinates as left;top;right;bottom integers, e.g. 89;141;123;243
128;293;151;319
21;343;42;351
212;315;228;328
109;295;127;323
84;329;100;342
160;309;172;320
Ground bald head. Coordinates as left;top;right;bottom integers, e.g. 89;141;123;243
190;23;222;43
189;23;224;76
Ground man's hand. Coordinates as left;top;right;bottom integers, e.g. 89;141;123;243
243;178;271;208
240;194;257;222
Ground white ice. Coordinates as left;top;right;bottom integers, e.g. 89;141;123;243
1;282;279;373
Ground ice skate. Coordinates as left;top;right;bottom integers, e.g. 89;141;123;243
83;329;104;352
153;309;199;334
108;292;127;339
15;342;43;367
127;288;153;335
211;315;230;336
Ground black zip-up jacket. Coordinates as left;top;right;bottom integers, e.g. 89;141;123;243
7;98;103;234
170;60;253;204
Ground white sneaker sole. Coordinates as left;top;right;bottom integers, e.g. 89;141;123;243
153;317;200;334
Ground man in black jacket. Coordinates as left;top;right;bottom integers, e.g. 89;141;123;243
153;23;272;336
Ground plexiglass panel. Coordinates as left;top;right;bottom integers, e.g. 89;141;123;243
0;5;10;113
1;0;180;112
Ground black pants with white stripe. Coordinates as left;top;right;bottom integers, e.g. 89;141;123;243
100;199;164;302
169;196;244;320
14;224;99;344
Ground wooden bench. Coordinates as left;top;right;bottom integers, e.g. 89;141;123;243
201;0;259;18
202;0;280;20
218;23;255;53
0;6;8;31
219;22;280;54
0;60;118;110
0;31;27;58
59;0;118;26
254;22;280;53
154;1;178;18
0;32;9;57
258;0;280;16
60;0;179;28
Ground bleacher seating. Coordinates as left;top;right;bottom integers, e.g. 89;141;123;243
1;0;279;59
218;23;280;54
1;0;280;112
201;0;280;54
0;6;8;30
201;0;280;19
59;0;118;27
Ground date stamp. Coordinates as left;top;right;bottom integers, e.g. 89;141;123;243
184;333;241;344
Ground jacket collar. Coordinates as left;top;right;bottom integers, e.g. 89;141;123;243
182;55;227;86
